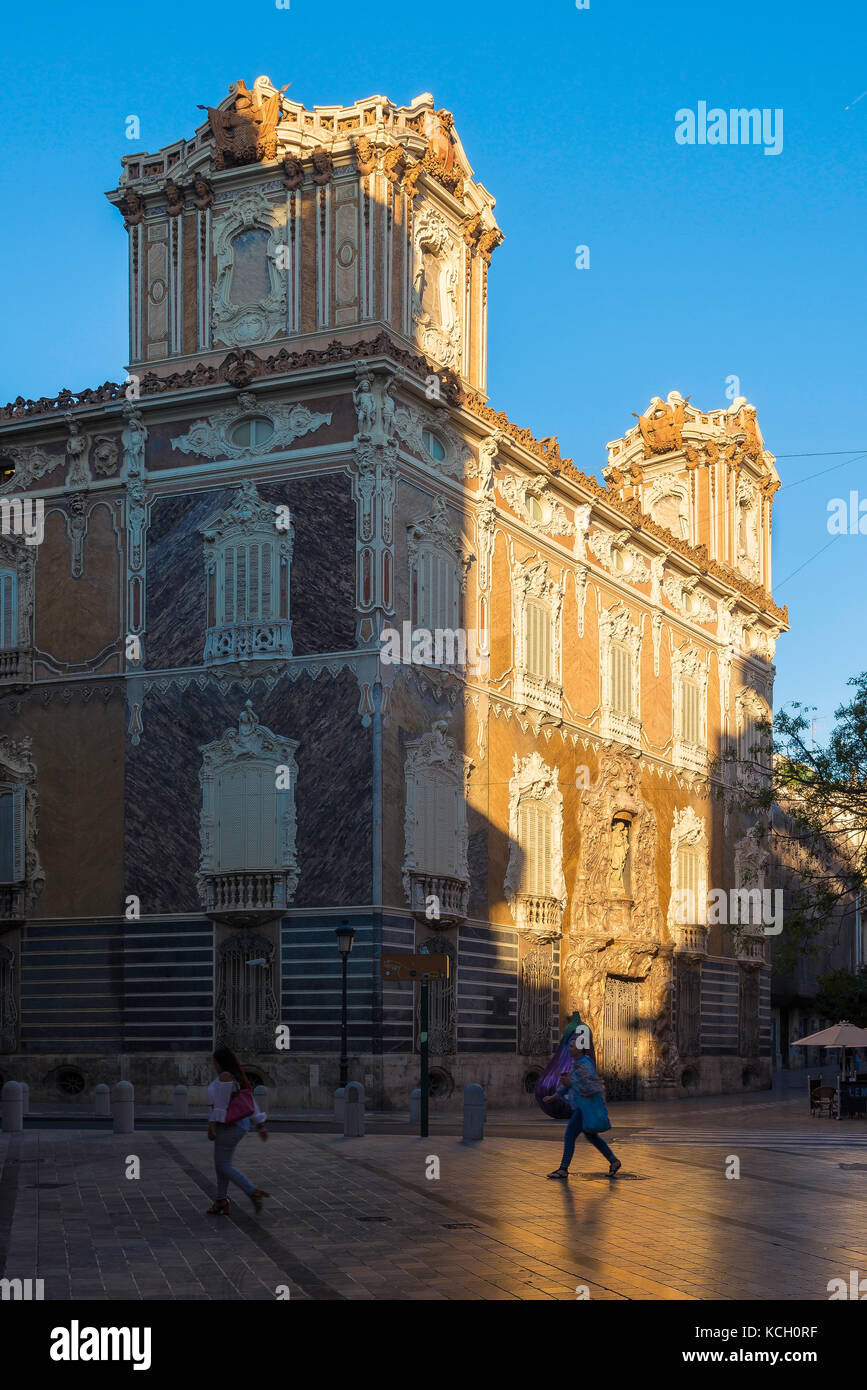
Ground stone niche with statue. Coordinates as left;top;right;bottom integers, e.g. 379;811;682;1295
106;77;503;392
563;749;677;1098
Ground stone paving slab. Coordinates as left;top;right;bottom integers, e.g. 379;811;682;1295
3;1097;867;1303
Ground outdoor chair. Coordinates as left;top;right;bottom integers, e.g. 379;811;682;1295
811;1085;837;1119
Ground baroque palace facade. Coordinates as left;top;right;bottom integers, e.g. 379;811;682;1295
0;77;788;1106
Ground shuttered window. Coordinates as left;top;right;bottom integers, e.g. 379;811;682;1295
0;570;17;650
611;643;632;715
525;599;552;680
681;679;701;745
414;547;460;632
215;763;282;872
220;542;276;624
414;770;460;877
519;800;553;897
0;787;25;884
677;844;704;923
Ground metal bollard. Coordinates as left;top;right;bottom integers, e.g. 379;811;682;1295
253;1085;268;1119
20;1082;29;1117
334;1086;346;1123
344;1081;365;1137
410;1088;421;1125
172;1084;188;1119
112;1080;135;1134
462;1084;486;1142
93;1084;111;1118
1;1080;23;1133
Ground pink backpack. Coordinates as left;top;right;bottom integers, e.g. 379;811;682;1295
225;1087;255;1124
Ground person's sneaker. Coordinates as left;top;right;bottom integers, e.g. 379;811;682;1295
608;1158;622;1178
547;1167;569;1180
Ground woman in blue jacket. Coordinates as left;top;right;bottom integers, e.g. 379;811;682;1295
544;1032;621;1180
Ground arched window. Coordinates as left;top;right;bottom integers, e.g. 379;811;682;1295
201;480;293;667
505;754;566;941
198;703;299;915
403;722;472;923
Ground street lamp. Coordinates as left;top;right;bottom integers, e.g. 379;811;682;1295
335;920;356;1088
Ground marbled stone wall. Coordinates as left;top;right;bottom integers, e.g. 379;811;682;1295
145;473;356;670
125;669;372;915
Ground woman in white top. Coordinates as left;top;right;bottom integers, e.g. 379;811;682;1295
206;1046;269;1215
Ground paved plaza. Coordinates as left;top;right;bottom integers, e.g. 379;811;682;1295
1;1090;866;1301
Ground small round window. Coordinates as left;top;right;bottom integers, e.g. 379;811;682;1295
421;429;446;462
526;495;544;523
0;457;15;485
230;417;275;449
612;548;631;574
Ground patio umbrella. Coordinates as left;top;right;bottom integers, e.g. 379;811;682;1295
791;1020;867;1075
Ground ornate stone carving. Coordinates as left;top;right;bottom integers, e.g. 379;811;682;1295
280;155;304;191
91;435;119;477
353;135;377;176
410;208;461;369
64;414;91;491
389;397;474;478
164;178;184;217
172;391;331;459
0;441;59;494
198;78;288;168
191;172;215;210
645;473;691;541
632;392;690;457
572;749;662;941
504;753;566;941
0;734;45;919
406;496;473;589
497;471;576;538
119;186;145;227
211;189;288;348
661;573;716;626
587;527;650;582
311;146;334;186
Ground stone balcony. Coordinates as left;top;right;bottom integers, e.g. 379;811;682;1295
204;620;293;668
0;648;33;690
199;870;294;922
514;893;563;941
673;739;708;775
735;932;766;964
600;707;642;747
407;871;468;924
513;671;562;719
672;923;709;956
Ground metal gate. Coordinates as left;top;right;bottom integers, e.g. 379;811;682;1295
601;976;639;1100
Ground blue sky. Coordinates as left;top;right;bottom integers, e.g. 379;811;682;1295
1;0;864;728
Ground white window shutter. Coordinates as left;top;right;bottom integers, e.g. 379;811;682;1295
223;548;235;623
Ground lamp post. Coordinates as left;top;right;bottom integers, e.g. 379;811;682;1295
335;920;356;1089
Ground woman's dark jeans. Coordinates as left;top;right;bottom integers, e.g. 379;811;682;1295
559;1108;615;1168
